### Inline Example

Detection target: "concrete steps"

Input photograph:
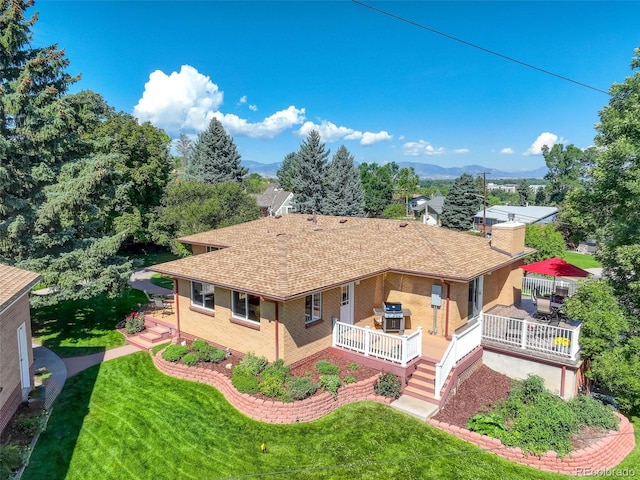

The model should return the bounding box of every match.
[127,325,171,351]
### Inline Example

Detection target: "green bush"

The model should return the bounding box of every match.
[259,376,288,399]
[374,372,402,398]
[182,353,200,367]
[15,414,43,437]
[232,367,260,394]
[511,375,546,404]
[348,362,359,371]
[467,412,506,437]
[286,376,318,400]
[569,395,619,430]
[199,345,226,363]
[162,345,189,362]
[190,339,208,352]
[151,342,170,356]
[343,375,357,384]
[0,443,23,480]
[261,359,290,382]
[320,374,342,396]
[315,360,340,375]
[124,311,145,334]
[238,352,267,376]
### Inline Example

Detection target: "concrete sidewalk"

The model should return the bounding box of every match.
[63,344,142,377]
[127,269,173,296]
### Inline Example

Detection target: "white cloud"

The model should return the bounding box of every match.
[525,132,565,155]
[453,148,470,154]
[402,140,445,156]
[239,95,247,104]
[297,121,392,145]
[398,135,405,141]
[133,65,223,135]
[361,131,392,146]
[500,147,514,154]
[213,106,305,139]
[249,104,258,111]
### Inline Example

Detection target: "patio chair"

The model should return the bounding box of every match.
[143,290,154,302]
[534,298,555,323]
[555,286,569,299]
[153,297,173,317]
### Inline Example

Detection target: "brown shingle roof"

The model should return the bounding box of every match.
[152,215,530,300]
[0,264,41,312]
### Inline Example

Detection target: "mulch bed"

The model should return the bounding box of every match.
[0,398,46,447]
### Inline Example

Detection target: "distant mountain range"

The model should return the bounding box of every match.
[242,160,547,180]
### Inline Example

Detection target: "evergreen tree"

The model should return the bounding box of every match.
[516,179,531,206]
[290,130,329,214]
[276,152,298,191]
[440,174,482,231]
[185,117,247,184]
[175,133,194,174]
[322,145,365,216]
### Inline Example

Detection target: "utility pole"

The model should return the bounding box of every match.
[481,172,488,237]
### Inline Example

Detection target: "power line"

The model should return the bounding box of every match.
[351,0,611,96]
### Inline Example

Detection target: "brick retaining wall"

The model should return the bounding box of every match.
[152,351,392,424]
[429,412,635,475]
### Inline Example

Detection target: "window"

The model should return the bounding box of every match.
[467,276,483,320]
[340,285,349,306]
[305,292,322,324]
[191,281,215,310]
[232,291,260,323]
[206,246,218,253]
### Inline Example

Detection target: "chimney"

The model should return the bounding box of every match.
[490,221,525,257]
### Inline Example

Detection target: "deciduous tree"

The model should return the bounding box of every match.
[358,162,398,217]
[523,224,566,263]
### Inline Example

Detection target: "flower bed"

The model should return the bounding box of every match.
[152,348,392,423]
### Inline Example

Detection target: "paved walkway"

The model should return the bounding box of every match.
[127,268,173,296]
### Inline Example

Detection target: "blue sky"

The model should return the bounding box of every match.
[32,1,640,171]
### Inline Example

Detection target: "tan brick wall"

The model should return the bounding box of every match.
[353,276,384,324]
[446,281,468,333]
[0,294,34,432]
[491,222,526,256]
[176,279,277,361]
[484,263,523,310]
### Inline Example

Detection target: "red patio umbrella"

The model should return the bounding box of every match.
[520,257,590,278]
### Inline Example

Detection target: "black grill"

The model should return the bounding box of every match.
[383,302,403,319]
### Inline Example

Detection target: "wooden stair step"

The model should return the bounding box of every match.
[408,377,434,390]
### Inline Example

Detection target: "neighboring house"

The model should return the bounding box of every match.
[147,214,587,407]
[408,195,428,212]
[473,205,558,235]
[253,184,294,217]
[411,194,445,225]
[0,264,41,434]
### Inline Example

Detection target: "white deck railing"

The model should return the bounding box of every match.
[482,313,581,360]
[332,322,422,366]
[434,315,483,399]
[522,276,577,297]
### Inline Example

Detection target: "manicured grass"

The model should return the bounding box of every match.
[150,273,174,290]
[126,250,180,268]
[31,288,147,358]
[23,353,577,480]
[561,252,602,269]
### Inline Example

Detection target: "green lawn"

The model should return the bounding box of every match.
[31,289,147,358]
[126,250,180,268]
[561,251,602,269]
[22,352,611,480]
[150,273,174,290]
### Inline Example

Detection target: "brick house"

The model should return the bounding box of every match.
[0,264,41,434]
[147,215,548,405]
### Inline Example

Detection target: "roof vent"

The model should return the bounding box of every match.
[274,214,282,219]
[339,218,348,224]
[399,222,408,228]
[507,213,515,222]
[307,216,314,221]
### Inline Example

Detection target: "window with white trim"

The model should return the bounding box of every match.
[232,291,260,323]
[206,246,218,252]
[305,292,322,324]
[191,281,215,310]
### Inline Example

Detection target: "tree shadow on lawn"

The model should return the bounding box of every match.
[31,289,146,358]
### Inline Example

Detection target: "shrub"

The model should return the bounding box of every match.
[151,342,170,356]
[348,362,359,371]
[232,367,260,394]
[320,375,342,396]
[124,311,145,334]
[315,360,340,375]
[287,376,318,400]
[343,375,357,384]
[512,375,546,404]
[569,395,619,430]
[0,443,23,480]
[190,339,208,352]
[374,372,402,398]
[261,359,290,382]
[238,352,267,376]
[467,412,506,437]
[199,345,226,363]
[15,414,43,437]
[162,345,189,362]
[259,376,288,399]
[181,353,200,367]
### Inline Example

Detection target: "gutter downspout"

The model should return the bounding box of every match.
[444,281,451,339]
[560,365,566,398]
[275,302,280,360]
[174,278,181,338]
